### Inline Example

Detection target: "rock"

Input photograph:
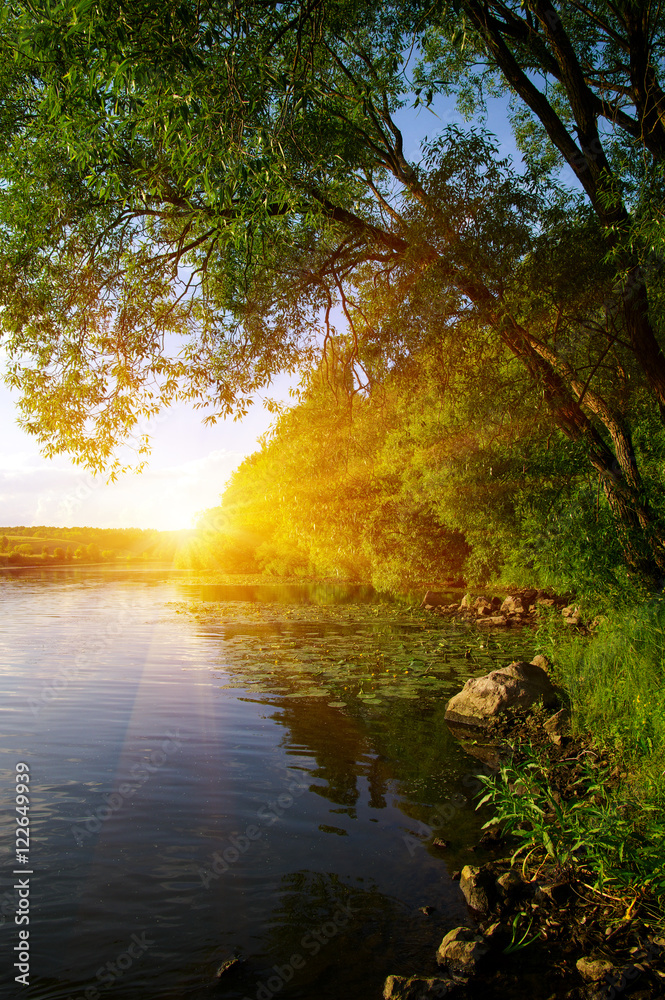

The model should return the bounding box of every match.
[459,865,496,915]
[436,926,489,975]
[530,654,550,671]
[475,616,508,628]
[420,905,436,915]
[562,605,582,625]
[460,593,473,609]
[544,708,571,746]
[421,591,450,608]
[496,869,524,896]
[445,662,558,727]
[383,974,457,998]
[500,594,525,614]
[473,597,493,616]
[432,838,450,849]
[576,956,614,982]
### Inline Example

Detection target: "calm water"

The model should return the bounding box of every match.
[0,568,531,999]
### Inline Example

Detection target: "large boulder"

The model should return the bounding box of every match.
[445,661,558,727]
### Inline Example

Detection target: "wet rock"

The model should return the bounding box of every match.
[576,956,614,981]
[445,661,558,727]
[420,905,436,915]
[383,974,457,998]
[459,865,497,916]
[432,838,450,849]
[215,955,242,978]
[436,926,489,975]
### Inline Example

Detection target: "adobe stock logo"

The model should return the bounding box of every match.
[242,899,357,1000]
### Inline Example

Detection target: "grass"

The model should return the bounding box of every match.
[477,597,665,915]
[552,599,665,764]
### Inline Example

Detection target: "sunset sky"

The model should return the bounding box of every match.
[0,379,289,530]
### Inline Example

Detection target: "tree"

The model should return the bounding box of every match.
[0,2,664,580]
[420,1,665,406]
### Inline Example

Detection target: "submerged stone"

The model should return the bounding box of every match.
[383,973,457,998]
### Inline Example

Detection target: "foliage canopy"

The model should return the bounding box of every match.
[2,0,665,584]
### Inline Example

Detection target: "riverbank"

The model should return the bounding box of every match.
[392,596,665,997]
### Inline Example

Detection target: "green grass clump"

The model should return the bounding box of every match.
[477,757,665,903]
[553,598,665,772]
[479,598,665,911]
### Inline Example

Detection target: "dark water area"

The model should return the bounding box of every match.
[0,567,536,999]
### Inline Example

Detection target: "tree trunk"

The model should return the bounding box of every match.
[502,325,665,583]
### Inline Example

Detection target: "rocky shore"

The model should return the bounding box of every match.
[382,634,665,1000]
[422,588,584,629]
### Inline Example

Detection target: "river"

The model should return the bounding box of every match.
[0,567,533,999]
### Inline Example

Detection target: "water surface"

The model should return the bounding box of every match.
[0,567,532,999]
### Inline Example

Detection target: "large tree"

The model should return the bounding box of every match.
[1,1,664,579]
